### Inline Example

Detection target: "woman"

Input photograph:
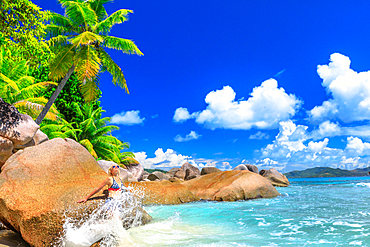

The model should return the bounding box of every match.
[77,165,127,204]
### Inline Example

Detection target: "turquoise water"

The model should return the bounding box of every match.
[125,177,370,246]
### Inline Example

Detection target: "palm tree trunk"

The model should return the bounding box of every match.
[35,65,76,125]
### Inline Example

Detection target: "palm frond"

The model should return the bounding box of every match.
[8,60,28,82]
[0,73,20,93]
[94,9,133,34]
[101,35,143,55]
[49,45,76,81]
[62,1,98,30]
[46,11,73,30]
[70,31,103,46]
[16,81,58,102]
[88,0,113,21]
[45,24,70,38]
[79,139,98,158]
[74,46,101,91]
[48,35,69,48]
[99,48,128,92]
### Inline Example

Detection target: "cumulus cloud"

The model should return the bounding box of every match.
[174,131,201,142]
[173,79,301,130]
[309,53,370,123]
[256,120,370,172]
[111,110,145,125]
[134,148,190,169]
[249,131,270,140]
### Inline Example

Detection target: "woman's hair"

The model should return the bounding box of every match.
[108,164,120,176]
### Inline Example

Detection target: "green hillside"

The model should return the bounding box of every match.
[284,167,370,178]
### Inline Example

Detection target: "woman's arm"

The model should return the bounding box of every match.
[77,177,111,203]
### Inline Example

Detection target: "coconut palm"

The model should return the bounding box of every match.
[41,102,134,163]
[0,47,59,120]
[36,0,143,124]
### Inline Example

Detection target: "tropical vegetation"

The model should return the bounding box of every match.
[35,0,143,124]
[0,0,141,164]
[0,48,59,120]
[41,103,134,163]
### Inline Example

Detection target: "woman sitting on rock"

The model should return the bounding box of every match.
[77,164,127,204]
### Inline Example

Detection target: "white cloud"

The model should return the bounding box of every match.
[249,131,270,140]
[256,120,370,172]
[134,148,190,169]
[309,53,370,123]
[173,107,198,122]
[173,79,301,130]
[221,162,232,170]
[111,110,145,125]
[174,131,201,142]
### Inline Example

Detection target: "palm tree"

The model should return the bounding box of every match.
[0,47,59,120]
[41,102,134,163]
[36,0,143,124]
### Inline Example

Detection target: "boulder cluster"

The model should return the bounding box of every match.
[0,98,48,167]
[141,162,290,187]
[0,106,289,247]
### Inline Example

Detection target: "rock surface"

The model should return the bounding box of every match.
[0,99,48,167]
[260,168,290,187]
[97,160,138,182]
[183,170,280,201]
[181,162,200,180]
[147,171,170,181]
[125,180,199,205]
[201,167,221,175]
[233,164,259,174]
[124,157,144,181]
[0,138,151,247]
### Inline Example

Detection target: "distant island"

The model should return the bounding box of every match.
[284,167,370,178]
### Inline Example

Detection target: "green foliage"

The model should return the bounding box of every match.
[0,47,58,120]
[0,0,52,67]
[284,167,370,178]
[41,102,133,163]
[45,0,143,102]
[144,169,167,174]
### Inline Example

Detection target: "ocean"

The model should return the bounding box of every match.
[62,177,370,246]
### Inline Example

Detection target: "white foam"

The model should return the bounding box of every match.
[57,187,144,247]
[356,183,370,188]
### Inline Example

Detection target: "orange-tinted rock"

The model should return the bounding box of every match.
[0,138,151,247]
[125,180,199,205]
[183,170,280,201]
[200,167,221,175]
[260,168,290,187]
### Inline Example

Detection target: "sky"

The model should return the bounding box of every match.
[34,0,370,173]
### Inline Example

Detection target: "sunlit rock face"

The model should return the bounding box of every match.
[260,168,290,187]
[0,138,151,247]
[183,170,280,201]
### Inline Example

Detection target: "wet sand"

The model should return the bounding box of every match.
[0,230,29,247]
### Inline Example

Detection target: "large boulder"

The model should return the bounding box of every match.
[97,160,138,182]
[201,167,221,175]
[147,171,170,181]
[125,180,199,205]
[183,170,280,201]
[260,168,290,187]
[181,162,200,181]
[233,164,259,174]
[124,157,144,181]
[0,99,39,147]
[167,167,181,177]
[0,138,151,247]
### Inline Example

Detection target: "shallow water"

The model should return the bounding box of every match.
[129,177,370,247]
[60,177,370,246]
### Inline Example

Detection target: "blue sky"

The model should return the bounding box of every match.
[34,0,370,172]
